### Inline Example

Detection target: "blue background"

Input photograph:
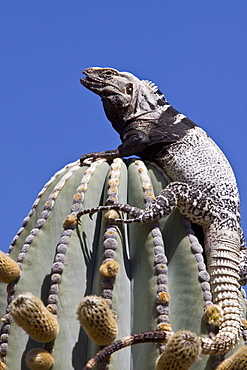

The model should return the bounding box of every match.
[1,1,246,252]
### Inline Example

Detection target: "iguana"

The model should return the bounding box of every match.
[78,67,246,354]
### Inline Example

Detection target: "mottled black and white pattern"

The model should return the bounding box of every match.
[78,67,246,354]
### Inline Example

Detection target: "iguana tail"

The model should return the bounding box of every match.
[201,227,242,354]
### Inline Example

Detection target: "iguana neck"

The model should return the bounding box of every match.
[102,82,169,135]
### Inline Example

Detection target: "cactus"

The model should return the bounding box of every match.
[0,157,246,370]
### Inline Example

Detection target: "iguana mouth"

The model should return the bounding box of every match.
[80,72,111,97]
[80,71,104,87]
[80,76,97,84]
[82,75,98,83]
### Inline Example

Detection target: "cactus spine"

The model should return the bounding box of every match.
[0,158,246,369]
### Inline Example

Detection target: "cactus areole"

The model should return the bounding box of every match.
[0,68,246,370]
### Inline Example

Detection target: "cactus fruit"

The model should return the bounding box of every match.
[76,295,118,346]
[0,361,6,370]
[155,330,201,370]
[0,251,20,283]
[25,348,54,370]
[11,293,59,343]
[215,346,247,369]
[0,158,246,369]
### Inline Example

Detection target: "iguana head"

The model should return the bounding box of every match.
[80,67,137,102]
[80,67,167,133]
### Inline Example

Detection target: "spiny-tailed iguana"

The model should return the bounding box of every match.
[78,67,246,354]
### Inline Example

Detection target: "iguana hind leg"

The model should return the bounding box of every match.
[78,182,218,225]
[77,181,242,354]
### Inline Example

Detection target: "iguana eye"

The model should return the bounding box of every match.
[126,83,133,95]
[104,71,113,77]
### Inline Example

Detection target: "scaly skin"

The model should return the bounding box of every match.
[79,67,246,354]
[82,331,172,370]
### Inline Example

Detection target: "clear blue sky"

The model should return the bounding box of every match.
[1,1,247,252]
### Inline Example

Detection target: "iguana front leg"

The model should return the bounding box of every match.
[80,149,121,165]
[80,131,149,165]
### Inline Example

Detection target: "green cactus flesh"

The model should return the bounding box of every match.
[0,158,246,370]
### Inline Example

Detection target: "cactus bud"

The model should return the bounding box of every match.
[62,214,77,229]
[104,210,120,222]
[76,295,118,346]
[157,323,172,332]
[0,251,20,283]
[157,292,170,304]
[155,330,201,370]
[25,348,54,370]
[11,293,59,343]
[204,304,223,326]
[99,261,120,278]
[242,318,247,327]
